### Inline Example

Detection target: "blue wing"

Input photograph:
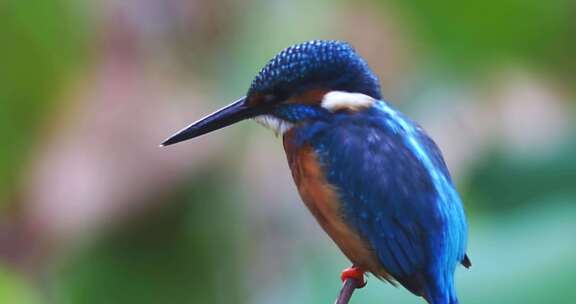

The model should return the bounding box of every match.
[297,101,468,300]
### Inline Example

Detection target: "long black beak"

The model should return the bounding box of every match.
[161,97,256,146]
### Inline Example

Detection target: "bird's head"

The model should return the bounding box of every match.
[161,40,381,146]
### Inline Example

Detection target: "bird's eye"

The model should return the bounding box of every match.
[262,94,276,104]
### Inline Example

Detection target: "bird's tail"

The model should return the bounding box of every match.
[422,284,459,304]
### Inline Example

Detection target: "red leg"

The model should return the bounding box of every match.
[340,266,366,288]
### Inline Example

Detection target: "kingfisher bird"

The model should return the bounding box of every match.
[161,40,470,304]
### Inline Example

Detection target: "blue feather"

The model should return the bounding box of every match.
[290,100,468,303]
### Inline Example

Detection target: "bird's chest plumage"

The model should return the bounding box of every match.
[282,129,387,276]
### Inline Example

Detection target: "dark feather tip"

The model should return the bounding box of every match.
[462,254,472,268]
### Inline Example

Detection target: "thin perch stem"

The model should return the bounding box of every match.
[334,278,361,304]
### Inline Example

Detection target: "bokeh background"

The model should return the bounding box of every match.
[1,0,575,303]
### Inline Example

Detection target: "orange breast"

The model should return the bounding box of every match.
[283,131,389,279]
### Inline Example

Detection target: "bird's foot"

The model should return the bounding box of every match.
[340,266,366,288]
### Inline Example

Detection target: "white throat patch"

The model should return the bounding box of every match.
[254,115,294,136]
[321,91,375,112]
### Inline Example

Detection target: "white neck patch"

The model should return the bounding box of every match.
[253,115,294,136]
[321,91,375,112]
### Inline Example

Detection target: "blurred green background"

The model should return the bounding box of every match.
[1,0,575,303]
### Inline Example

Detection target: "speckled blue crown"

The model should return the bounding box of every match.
[248,40,382,100]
